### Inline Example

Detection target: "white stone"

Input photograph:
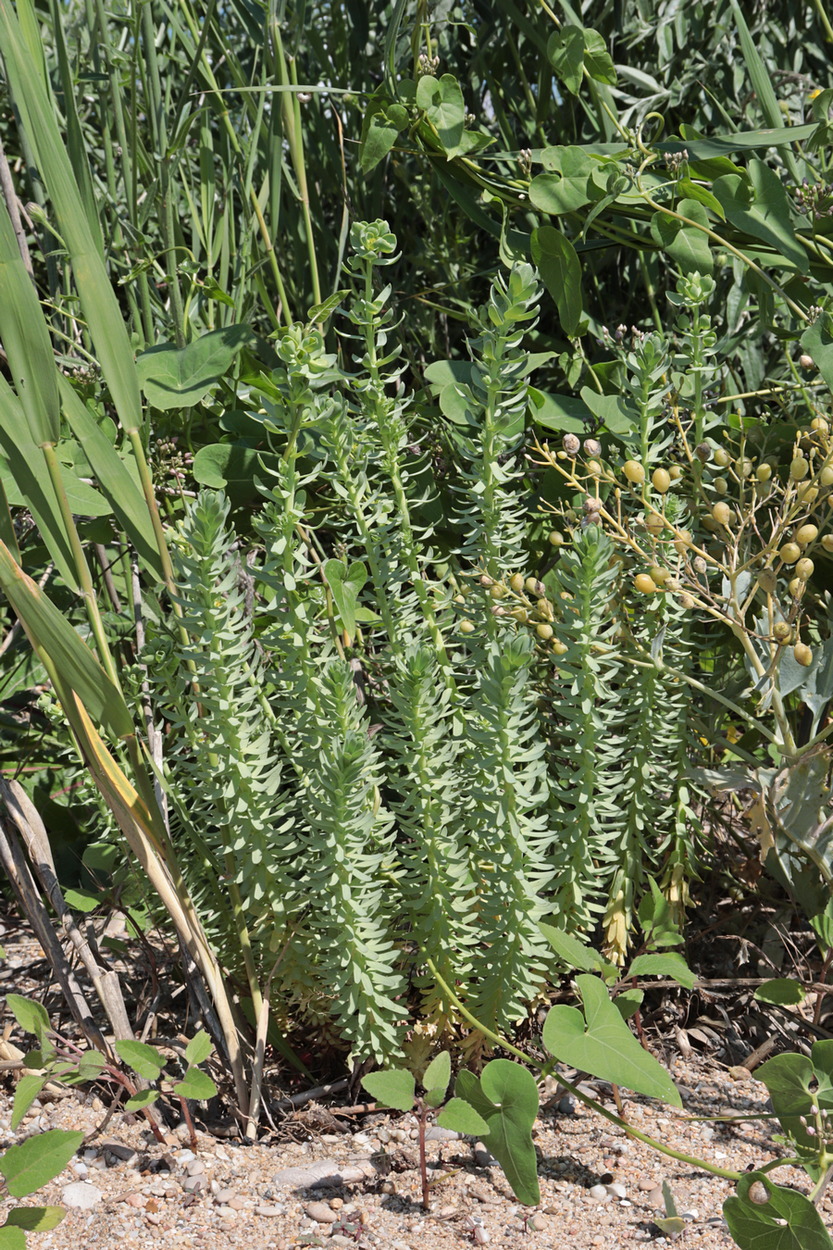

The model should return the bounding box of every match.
[61,1182,104,1209]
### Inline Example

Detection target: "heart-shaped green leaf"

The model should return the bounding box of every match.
[136,325,251,410]
[543,975,681,1105]
[724,1173,833,1250]
[455,1061,540,1205]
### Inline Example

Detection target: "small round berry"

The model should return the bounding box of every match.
[772,622,792,643]
[694,442,712,463]
[509,573,525,594]
[645,513,665,537]
[800,354,815,370]
[713,447,731,468]
[623,460,646,485]
[789,577,805,597]
[811,416,829,435]
[548,530,566,546]
[779,543,801,564]
[794,642,813,666]
[551,639,568,655]
[790,455,809,480]
[822,534,833,553]
[652,467,671,493]
[648,565,670,585]
[634,573,658,594]
[821,465,833,487]
[795,524,819,546]
[583,438,602,458]
[712,501,733,526]
[756,463,772,483]
[459,619,475,634]
[489,583,506,599]
[535,622,554,640]
[795,557,814,580]
[713,476,729,495]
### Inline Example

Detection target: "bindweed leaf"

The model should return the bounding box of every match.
[455,1061,540,1206]
[543,975,681,1106]
[724,1172,833,1250]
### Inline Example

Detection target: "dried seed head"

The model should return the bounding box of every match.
[583,496,602,514]
[583,438,602,458]
[694,442,712,463]
[693,556,708,574]
[562,433,581,456]
[800,354,815,370]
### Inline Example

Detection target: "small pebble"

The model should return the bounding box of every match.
[182,1176,207,1193]
[216,1206,237,1221]
[637,1177,658,1192]
[606,1182,627,1199]
[255,1205,286,1217]
[587,1184,611,1203]
[61,1182,104,1209]
[214,1187,237,1204]
[186,1159,206,1176]
[306,1201,339,1224]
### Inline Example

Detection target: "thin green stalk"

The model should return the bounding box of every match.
[271,25,322,307]
[140,0,186,346]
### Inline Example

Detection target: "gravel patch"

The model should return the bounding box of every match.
[3,1057,832,1249]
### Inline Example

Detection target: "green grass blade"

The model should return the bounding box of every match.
[0,0,143,435]
[0,197,60,446]
[0,539,133,741]
[0,379,77,589]
[728,0,801,182]
[56,376,163,581]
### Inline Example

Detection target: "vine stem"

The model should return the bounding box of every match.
[425,959,742,1182]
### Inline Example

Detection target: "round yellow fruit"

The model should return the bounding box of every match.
[795,524,819,546]
[794,642,813,667]
[712,501,733,526]
[634,573,658,594]
[790,456,809,480]
[756,463,772,483]
[779,543,801,564]
[713,447,731,467]
[652,468,671,493]
[623,460,646,485]
[795,557,814,580]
